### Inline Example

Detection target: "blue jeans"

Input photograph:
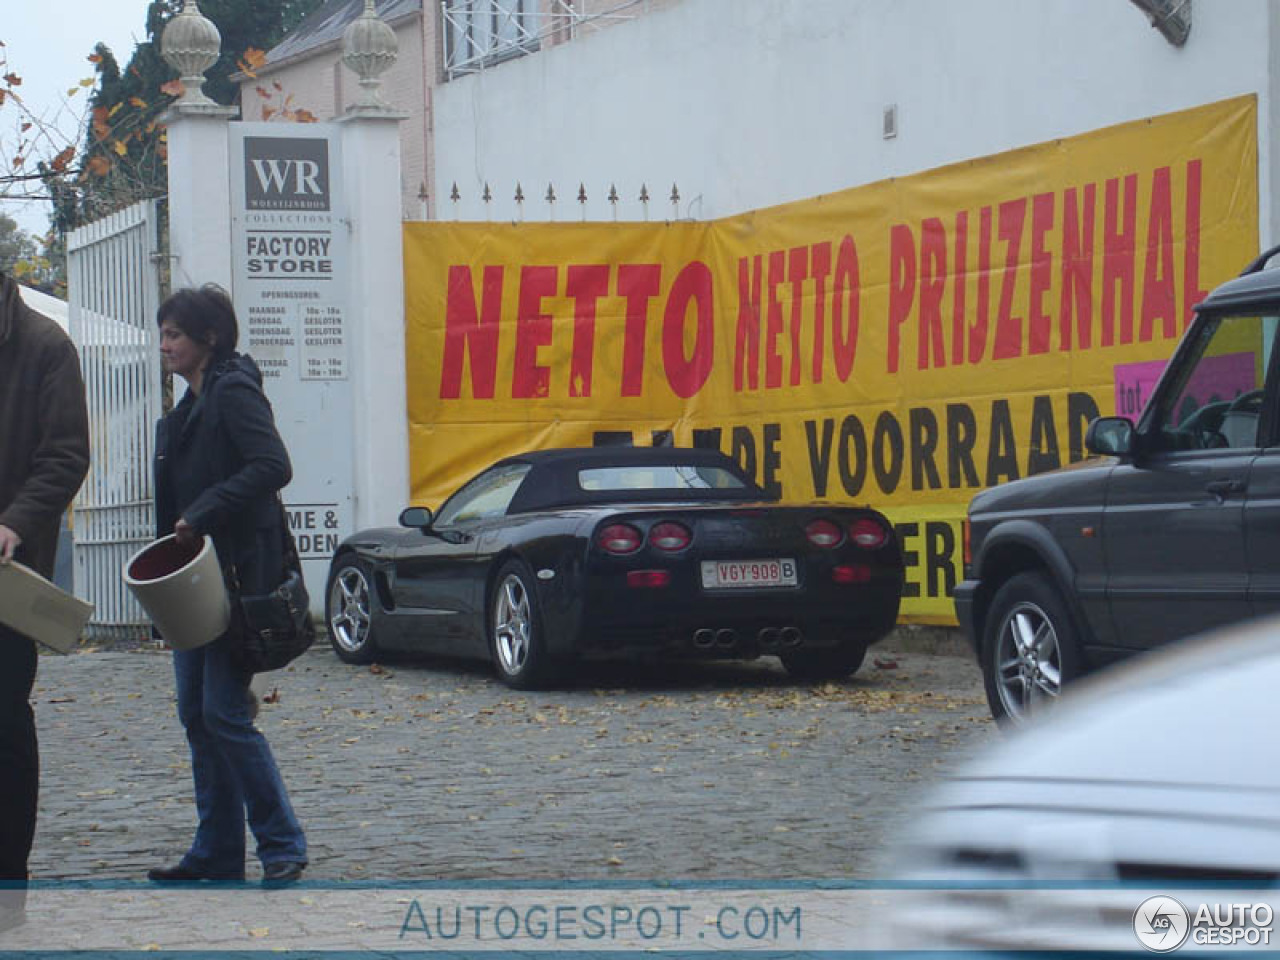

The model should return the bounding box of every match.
[172,636,306,875]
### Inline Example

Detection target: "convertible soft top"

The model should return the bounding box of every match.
[495,446,770,513]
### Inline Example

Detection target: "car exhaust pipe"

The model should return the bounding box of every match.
[758,627,781,648]
[780,626,803,647]
[692,628,716,649]
[715,628,738,649]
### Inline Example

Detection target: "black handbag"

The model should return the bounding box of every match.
[231,499,316,673]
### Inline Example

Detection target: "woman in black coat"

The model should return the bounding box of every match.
[148,284,307,887]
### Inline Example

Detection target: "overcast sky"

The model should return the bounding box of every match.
[2,2,152,236]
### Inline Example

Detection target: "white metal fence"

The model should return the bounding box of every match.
[66,201,164,643]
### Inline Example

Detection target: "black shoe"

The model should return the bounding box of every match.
[261,860,306,888]
[147,862,245,884]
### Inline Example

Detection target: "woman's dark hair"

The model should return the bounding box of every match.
[156,284,238,363]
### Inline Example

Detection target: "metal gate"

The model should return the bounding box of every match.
[66,201,164,643]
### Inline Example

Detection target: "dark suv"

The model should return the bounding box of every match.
[956,247,1280,723]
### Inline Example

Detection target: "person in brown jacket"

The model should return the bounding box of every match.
[0,271,89,930]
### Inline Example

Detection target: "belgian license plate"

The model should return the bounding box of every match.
[701,558,797,590]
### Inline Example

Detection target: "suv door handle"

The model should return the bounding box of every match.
[1205,478,1246,502]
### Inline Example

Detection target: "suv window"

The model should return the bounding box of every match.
[1145,313,1278,452]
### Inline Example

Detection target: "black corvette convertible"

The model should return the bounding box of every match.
[325,446,904,688]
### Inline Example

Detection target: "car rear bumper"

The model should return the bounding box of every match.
[953,579,979,654]
[571,579,901,659]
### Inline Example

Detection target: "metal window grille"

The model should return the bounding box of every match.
[444,0,538,77]
[442,0,640,79]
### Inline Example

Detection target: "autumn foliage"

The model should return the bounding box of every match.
[2,0,324,239]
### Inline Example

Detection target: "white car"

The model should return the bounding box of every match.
[880,619,1280,952]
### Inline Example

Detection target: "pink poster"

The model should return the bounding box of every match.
[1114,352,1258,419]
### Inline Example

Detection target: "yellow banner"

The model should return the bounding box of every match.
[404,96,1258,624]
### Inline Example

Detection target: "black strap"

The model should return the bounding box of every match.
[276,496,303,575]
[227,495,299,595]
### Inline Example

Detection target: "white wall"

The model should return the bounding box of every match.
[433,0,1275,236]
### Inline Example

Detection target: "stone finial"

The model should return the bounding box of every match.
[343,0,399,111]
[161,0,222,107]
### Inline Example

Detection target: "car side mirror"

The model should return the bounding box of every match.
[1085,416,1135,457]
[399,506,433,529]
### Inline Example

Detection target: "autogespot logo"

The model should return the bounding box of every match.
[1134,896,1191,952]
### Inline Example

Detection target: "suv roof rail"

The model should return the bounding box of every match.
[1239,243,1280,276]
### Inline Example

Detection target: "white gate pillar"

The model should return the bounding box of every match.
[166,112,237,289]
[337,114,410,528]
[162,0,237,290]
[338,1,410,529]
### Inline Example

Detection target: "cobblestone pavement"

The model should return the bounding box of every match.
[29,634,995,885]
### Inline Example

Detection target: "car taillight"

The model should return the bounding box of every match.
[832,564,872,583]
[962,518,971,567]
[597,523,643,554]
[804,519,843,548]
[849,517,889,549]
[626,570,671,588]
[649,521,692,551]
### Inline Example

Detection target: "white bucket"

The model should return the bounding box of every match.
[123,534,230,651]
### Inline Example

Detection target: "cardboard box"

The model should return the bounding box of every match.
[0,560,94,654]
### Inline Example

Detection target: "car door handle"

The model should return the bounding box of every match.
[1205,478,1246,502]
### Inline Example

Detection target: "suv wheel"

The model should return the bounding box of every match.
[982,572,1083,725]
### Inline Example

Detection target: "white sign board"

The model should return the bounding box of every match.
[229,123,354,614]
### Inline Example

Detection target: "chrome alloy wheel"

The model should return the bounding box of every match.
[329,564,372,654]
[994,600,1062,720]
[493,573,532,675]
